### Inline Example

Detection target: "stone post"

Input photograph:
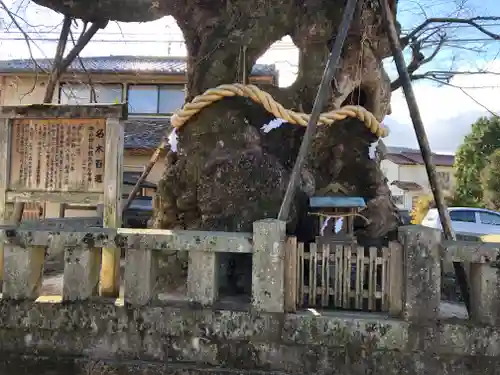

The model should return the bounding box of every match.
[466,235,500,325]
[398,225,442,321]
[63,245,101,301]
[125,247,158,306]
[252,219,286,313]
[469,263,500,325]
[3,244,45,299]
[187,252,218,305]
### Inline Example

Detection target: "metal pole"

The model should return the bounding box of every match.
[278,0,361,221]
[122,138,166,213]
[380,0,471,315]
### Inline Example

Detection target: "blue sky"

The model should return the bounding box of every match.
[0,0,499,153]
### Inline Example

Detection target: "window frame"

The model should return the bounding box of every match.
[126,83,185,116]
[58,82,124,104]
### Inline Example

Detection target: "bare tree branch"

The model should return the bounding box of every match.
[390,15,500,92]
[42,19,107,104]
[0,0,47,100]
[69,22,97,103]
[0,0,45,72]
[391,33,446,91]
[401,16,500,47]
[43,15,71,103]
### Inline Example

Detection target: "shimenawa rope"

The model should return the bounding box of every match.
[170,83,389,138]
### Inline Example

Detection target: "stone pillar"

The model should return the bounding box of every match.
[469,262,500,325]
[252,219,286,313]
[3,244,45,299]
[63,245,101,301]
[125,247,158,306]
[398,225,442,321]
[187,252,218,305]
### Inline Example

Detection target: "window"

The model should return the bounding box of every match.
[127,84,185,115]
[478,211,500,225]
[437,171,451,189]
[60,83,123,104]
[392,195,404,205]
[449,210,476,223]
[127,85,157,114]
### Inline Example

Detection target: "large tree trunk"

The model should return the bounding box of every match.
[34,0,400,295]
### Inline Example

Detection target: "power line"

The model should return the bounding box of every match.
[0,36,498,45]
[0,21,499,36]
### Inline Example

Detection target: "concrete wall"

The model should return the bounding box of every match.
[0,300,500,375]
[0,223,498,375]
[0,76,57,105]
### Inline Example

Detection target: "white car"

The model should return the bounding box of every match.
[421,207,500,236]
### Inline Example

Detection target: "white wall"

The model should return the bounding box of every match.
[399,165,454,193]
[381,159,399,183]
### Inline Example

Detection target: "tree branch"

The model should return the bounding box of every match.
[392,69,500,89]
[42,19,107,104]
[32,0,185,22]
[0,0,47,100]
[401,16,500,47]
[43,15,72,103]
[0,0,45,72]
[391,15,500,92]
[390,33,446,91]
[69,23,97,103]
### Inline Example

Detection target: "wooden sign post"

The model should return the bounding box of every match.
[0,104,125,297]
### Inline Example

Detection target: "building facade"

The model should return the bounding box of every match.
[0,55,278,221]
[381,146,455,211]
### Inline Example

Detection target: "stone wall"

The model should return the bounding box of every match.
[1,299,500,375]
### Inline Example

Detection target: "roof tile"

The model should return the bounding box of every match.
[0,55,277,77]
[391,180,423,191]
[386,146,454,167]
[123,117,171,150]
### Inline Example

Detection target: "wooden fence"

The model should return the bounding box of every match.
[284,238,402,313]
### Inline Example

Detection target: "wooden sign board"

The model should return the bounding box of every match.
[9,118,106,192]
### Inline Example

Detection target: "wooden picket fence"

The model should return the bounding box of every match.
[284,238,402,312]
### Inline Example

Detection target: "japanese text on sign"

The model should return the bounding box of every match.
[10,118,106,192]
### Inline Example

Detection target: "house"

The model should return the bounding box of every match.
[381,146,455,211]
[0,55,278,222]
